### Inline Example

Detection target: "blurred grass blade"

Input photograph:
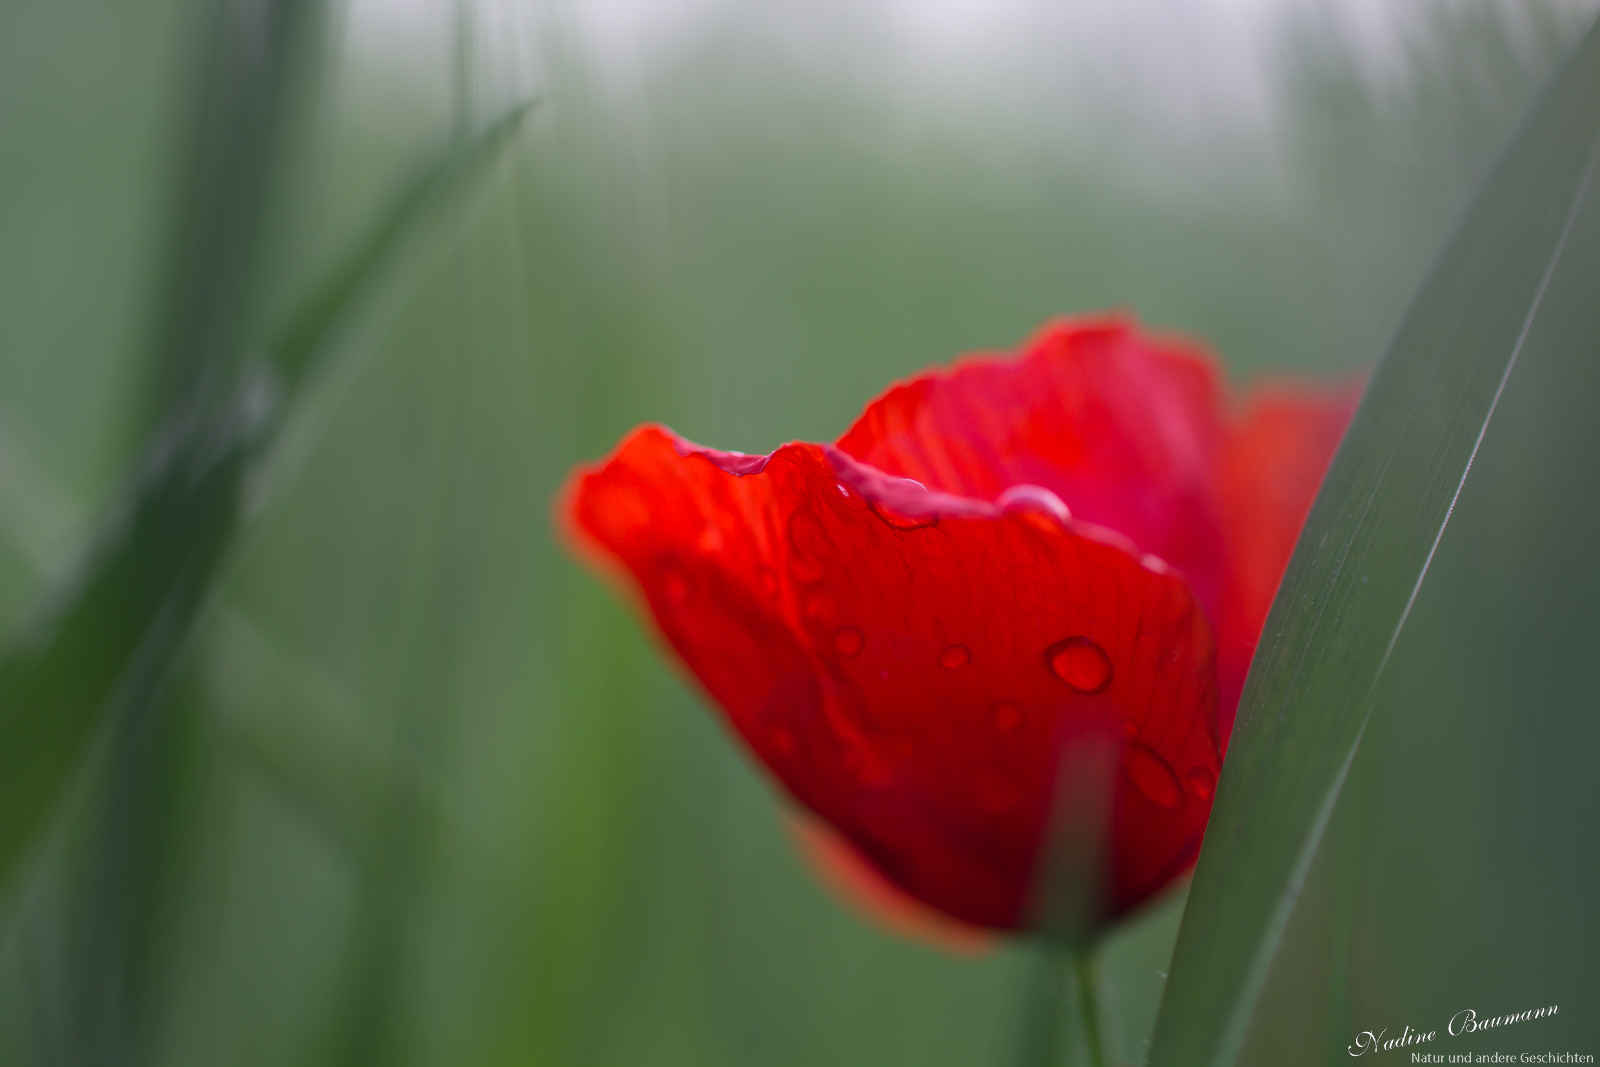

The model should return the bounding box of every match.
[1148,17,1600,1067]
[0,390,260,897]
[269,99,535,390]
[0,103,531,898]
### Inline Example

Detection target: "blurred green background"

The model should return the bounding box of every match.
[0,1,1593,1064]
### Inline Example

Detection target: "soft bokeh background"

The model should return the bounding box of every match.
[0,1,1594,1064]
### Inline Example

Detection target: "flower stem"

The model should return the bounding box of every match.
[1016,943,1108,1067]
[1015,946,1067,1067]
[1073,949,1107,1067]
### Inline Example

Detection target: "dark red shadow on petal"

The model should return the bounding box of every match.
[785,809,994,955]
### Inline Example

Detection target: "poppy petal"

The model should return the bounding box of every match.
[563,424,1221,929]
[835,317,1358,751]
[785,809,993,955]
[1213,381,1361,737]
[835,316,1231,622]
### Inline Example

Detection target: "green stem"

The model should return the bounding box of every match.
[1016,943,1109,1067]
[1016,947,1068,1067]
[1073,950,1107,1067]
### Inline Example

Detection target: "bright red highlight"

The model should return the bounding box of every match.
[560,316,1356,935]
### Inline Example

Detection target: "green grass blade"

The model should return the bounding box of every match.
[0,392,261,896]
[268,99,535,391]
[1147,17,1600,1067]
[0,103,531,899]
[129,0,326,444]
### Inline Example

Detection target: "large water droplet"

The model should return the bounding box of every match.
[833,626,864,657]
[1047,637,1112,692]
[938,643,970,669]
[997,484,1071,525]
[868,501,938,531]
[1123,743,1182,809]
[991,702,1024,733]
[659,567,692,608]
[1187,766,1216,800]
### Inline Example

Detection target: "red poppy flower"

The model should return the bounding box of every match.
[560,316,1356,936]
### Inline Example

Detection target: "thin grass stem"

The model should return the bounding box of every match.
[1015,944,1069,1067]
[1074,949,1107,1067]
[1015,941,1108,1067]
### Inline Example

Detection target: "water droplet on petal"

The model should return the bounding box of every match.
[1124,743,1182,809]
[833,626,864,657]
[938,643,970,669]
[991,702,1024,733]
[660,567,692,608]
[1047,637,1112,692]
[868,501,938,531]
[836,482,850,497]
[1187,766,1216,800]
[997,484,1071,525]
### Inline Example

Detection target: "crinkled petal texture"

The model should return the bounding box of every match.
[838,317,1358,739]
[562,316,1355,933]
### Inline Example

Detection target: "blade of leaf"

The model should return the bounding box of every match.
[0,101,532,899]
[1147,17,1600,1067]
[50,4,330,1058]
[268,99,535,391]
